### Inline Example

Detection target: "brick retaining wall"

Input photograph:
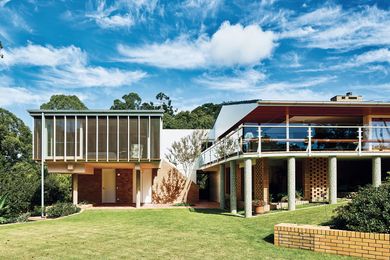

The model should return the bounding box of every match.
[274,223,390,259]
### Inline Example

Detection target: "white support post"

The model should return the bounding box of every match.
[117,116,119,162]
[138,116,140,161]
[72,174,78,205]
[358,127,362,156]
[230,160,237,214]
[258,126,261,155]
[96,116,98,162]
[244,159,252,218]
[308,127,312,156]
[32,117,35,160]
[53,116,56,162]
[136,168,141,208]
[328,156,337,204]
[372,157,381,188]
[148,116,151,161]
[64,116,67,162]
[106,116,109,162]
[75,116,77,162]
[127,116,130,162]
[41,113,45,218]
[286,113,290,152]
[287,157,296,211]
[86,116,88,162]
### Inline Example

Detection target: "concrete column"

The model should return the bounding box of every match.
[136,170,141,208]
[219,164,225,210]
[372,157,382,187]
[230,161,237,214]
[72,174,78,205]
[328,156,337,204]
[287,157,296,211]
[244,159,252,218]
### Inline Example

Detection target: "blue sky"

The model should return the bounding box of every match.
[0,0,389,126]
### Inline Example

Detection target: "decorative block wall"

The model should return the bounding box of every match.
[254,158,269,203]
[303,158,328,202]
[275,223,390,259]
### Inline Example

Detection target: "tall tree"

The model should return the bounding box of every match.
[40,95,87,110]
[110,92,142,110]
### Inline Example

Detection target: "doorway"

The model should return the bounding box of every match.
[102,169,116,203]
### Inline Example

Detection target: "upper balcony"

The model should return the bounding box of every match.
[200,124,390,168]
[29,110,163,162]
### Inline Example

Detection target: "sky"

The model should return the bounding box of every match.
[0,0,389,127]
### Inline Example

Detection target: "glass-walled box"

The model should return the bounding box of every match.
[32,113,161,161]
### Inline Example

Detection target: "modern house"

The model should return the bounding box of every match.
[29,109,198,210]
[199,93,390,217]
[29,93,390,218]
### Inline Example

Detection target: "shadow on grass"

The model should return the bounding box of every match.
[263,233,275,244]
[188,208,244,218]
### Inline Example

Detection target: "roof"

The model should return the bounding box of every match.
[28,109,164,116]
[257,100,390,107]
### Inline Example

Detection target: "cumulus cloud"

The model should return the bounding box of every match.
[0,43,147,88]
[117,21,276,69]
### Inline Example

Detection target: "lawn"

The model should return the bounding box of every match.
[0,204,353,259]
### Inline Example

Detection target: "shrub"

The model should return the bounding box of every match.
[330,183,390,234]
[46,203,80,218]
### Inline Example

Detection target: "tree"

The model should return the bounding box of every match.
[110,92,142,110]
[40,95,87,110]
[166,130,207,202]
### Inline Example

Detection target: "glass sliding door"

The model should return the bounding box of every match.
[66,116,75,157]
[150,117,160,159]
[129,117,139,159]
[119,117,128,160]
[108,117,117,160]
[77,117,86,159]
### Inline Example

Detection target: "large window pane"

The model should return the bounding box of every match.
[98,116,107,160]
[119,117,128,160]
[140,117,148,159]
[34,117,42,160]
[77,117,86,159]
[66,117,75,157]
[56,117,64,157]
[108,117,117,160]
[129,117,138,159]
[87,117,96,160]
[150,117,160,159]
[45,117,54,157]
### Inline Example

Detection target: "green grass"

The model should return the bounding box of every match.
[0,203,353,259]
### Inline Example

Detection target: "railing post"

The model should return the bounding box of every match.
[358,127,362,156]
[258,126,261,156]
[308,126,312,156]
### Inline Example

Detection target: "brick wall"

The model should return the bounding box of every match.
[303,158,328,202]
[115,169,132,204]
[78,169,102,205]
[254,158,269,203]
[274,223,390,259]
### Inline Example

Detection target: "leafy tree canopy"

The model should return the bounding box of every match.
[40,95,88,110]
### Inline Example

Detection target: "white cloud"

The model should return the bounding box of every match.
[39,65,147,88]
[353,48,390,65]
[181,0,222,17]
[118,21,276,69]
[1,43,147,88]
[1,43,86,67]
[280,5,390,50]
[0,76,45,106]
[85,0,158,29]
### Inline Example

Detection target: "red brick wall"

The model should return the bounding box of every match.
[115,169,132,204]
[187,182,199,204]
[275,223,390,259]
[78,169,102,205]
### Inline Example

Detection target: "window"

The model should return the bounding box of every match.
[119,117,128,160]
[66,117,75,157]
[150,117,160,159]
[98,116,107,160]
[140,117,148,159]
[56,117,64,157]
[87,117,96,160]
[77,117,86,159]
[34,117,42,160]
[45,117,54,157]
[129,117,139,159]
[108,117,117,160]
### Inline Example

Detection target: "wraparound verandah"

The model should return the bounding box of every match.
[212,156,387,218]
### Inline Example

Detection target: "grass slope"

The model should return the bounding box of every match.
[0,204,353,259]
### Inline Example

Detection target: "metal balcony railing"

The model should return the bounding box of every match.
[199,124,390,167]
